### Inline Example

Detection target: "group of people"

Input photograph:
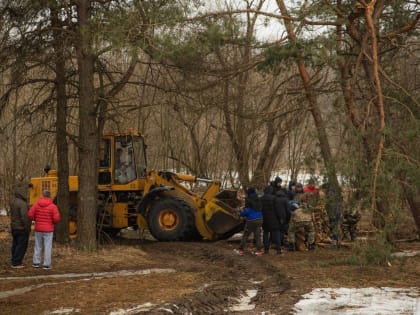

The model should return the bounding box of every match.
[10,184,60,269]
[236,176,302,256]
[236,176,360,256]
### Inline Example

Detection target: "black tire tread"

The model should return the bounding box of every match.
[147,197,198,241]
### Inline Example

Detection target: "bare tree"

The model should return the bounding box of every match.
[276,0,342,198]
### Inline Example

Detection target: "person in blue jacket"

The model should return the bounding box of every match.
[236,187,263,256]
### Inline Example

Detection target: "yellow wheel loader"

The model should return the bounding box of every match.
[29,132,243,241]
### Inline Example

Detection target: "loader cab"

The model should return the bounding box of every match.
[110,134,147,185]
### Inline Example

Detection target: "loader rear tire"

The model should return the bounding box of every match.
[147,197,198,241]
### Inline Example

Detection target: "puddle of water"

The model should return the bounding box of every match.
[293,287,420,315]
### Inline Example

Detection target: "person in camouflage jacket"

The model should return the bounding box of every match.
[288,193,315,251]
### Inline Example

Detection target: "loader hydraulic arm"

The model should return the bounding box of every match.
[170,173,221,202]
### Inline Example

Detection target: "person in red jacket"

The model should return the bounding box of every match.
[303,178,320,207]
[28,190,60,270]
[303,178,319,194]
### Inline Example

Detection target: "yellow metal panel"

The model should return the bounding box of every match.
[68,176,78,191]
[29,177,57,205]
[111,179,142,191]
[69,220,77,239]
[136,214,148,229]
[112,203,128,228]
[195,207,215,240]
[30,174,78,205]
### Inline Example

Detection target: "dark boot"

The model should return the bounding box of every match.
[308,243,315,251]
[288,243,296,251]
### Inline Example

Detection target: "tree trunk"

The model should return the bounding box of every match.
[276,0,342,198]
[222,79,249,186]
[76,0,98,251]
[405,194,420,238]
[252,121,286,189]
[364,1,386,214]
[51,4,70,243]
[343,0,390,227]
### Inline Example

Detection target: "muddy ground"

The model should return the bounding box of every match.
[0,217,419,315]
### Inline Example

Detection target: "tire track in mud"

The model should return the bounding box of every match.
[0,240,291,314]
[0,269,176,299]
[141,241,291,314]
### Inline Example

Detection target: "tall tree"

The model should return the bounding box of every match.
[75,0,98,251]
[51,2,70,243]
[275,0,342,198]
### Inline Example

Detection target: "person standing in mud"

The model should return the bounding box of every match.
[288,193,316,251]
[28,190,60,270]
[260,187,277,254]
[286,181,297,200]
[10,182,32,268]
[236,187,263,256]
[266,176,285,195]
[275,189,291,250]
[260,187,290,254]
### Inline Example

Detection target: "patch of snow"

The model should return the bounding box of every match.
[228,289,258,312]
[156,307,174,313]
[109,303,155,315]
[0,268,175,281]
[197,283,210,292]
[47,307,81,314]
[230,233,243,240]
[391,250,420,258]
[293,287,420,315]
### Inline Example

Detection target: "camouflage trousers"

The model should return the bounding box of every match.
[313,205,331,242]
[288,220,315,245]
[342,222,358,241]
[341,213,360,241]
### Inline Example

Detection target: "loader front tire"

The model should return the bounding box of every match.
[147,197,197,241]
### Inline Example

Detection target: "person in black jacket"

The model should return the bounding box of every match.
[275,189,291,250]
[260,187,290,254]
[265,176,285,195]
[286,181,297,200]
[260,187,276,253]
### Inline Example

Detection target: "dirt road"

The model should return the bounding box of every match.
[1,228,419,314]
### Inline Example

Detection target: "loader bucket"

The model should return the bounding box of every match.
[204,197,244,240]
[214,189,242,209]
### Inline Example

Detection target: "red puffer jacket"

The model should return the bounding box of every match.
[28,197,60,232]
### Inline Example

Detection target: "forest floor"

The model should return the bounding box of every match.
[0,216,419,315]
